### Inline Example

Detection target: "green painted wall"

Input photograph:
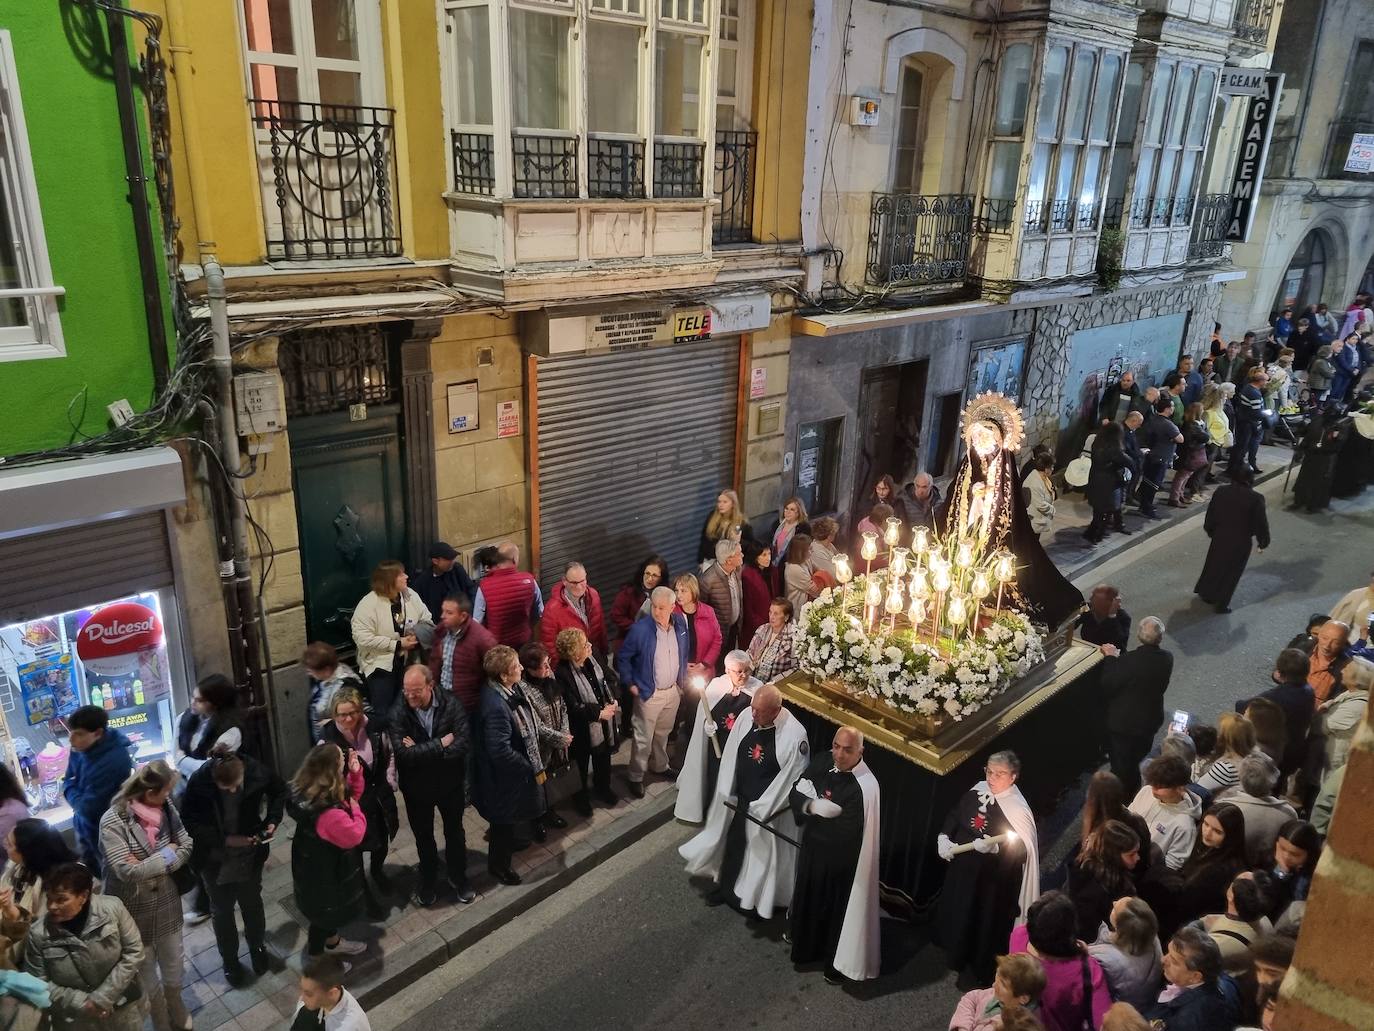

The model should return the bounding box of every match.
[0,6,173,457]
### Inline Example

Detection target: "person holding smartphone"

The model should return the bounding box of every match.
[179,748,287,987]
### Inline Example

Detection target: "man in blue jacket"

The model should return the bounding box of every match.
[63,705,134,875]
[1145,926,1241,1031]
[618,585,689,798]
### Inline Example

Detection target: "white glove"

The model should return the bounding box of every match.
[703,719,718,735]
[807,798,843,819]
[972,836,1000,854]
[937,834,955,861]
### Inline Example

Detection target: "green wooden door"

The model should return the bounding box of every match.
[290,406,408,651]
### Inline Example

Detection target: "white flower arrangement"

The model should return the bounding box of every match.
[797,578,1046,723]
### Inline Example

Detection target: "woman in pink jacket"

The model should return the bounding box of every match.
[288,743,370,960]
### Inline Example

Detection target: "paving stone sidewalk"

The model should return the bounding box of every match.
[184,743,676,1030]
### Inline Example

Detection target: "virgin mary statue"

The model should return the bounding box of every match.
[937,392,1083,628]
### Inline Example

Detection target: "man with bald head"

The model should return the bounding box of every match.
[787,726,882,983]
[680,682,810,920]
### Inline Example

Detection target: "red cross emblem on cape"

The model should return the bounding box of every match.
[724,712,738,731]
[749,743,765,763]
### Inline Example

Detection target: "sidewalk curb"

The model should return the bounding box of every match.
[1058,460,1289,581]
[349,791,678,1010]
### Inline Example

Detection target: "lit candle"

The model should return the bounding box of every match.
[860,533,879,562]
[884,583,903,630]
[910,569,930,600]
[864,578,882,609]
[907,595,926,626]
[971,570,991,600]
[932,567,951,593]
[890,547,910,577]
[947,593,968,626]
[955,539,974,568]
[912,526,929,554]
[884,517,902,548]
[835,553,853,613]
[994,550,1015,582]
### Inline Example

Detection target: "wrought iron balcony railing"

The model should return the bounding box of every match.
[512,132,579,199]
[1323,119,1374,180]
[976,197,1016,234]
[251,99,401,261]
[866,193,973,289]
[653,139,706,198]
[1188,193,1234,261]
[713,129,757,244]
[1233,0,1276,46]
[588,136,645,199]
[451,131,495,196]
[1103,196,1126,229]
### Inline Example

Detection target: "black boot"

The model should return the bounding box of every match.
[532,818,547,844]
[544,809,568,830]
[574,790,593,818]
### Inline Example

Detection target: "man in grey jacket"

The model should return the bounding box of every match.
[699,538,744,663]
[1221,753,1296,867]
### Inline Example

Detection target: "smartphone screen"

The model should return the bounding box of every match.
[1169,709,1190,735]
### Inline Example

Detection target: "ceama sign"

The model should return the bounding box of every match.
[75,602,163,675]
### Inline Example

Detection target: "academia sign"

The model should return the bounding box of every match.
[1225,72,1284,243]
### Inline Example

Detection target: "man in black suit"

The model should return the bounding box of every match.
[1136,398,1185,519]
[1099,615,1174,796]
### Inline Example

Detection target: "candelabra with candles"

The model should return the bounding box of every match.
[830,525,1018,653]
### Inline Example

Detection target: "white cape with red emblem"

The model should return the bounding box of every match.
[679,705,810,918]
[673,673,761,824]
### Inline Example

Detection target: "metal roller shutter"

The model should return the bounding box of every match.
[0,512,175,625]
[536,337,739,596]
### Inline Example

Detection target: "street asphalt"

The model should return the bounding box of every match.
[379,476,1374,1031]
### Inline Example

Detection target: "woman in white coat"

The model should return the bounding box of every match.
[350,559,433,728]
[674,650,761,824]
[1025,451,1057,537]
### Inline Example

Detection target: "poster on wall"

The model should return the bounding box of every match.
[967,337,1028,402]
[17,654,78,726]
[1060,313,1188,433]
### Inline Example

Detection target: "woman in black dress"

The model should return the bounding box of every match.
[1084,422,1132,544]
[1145,802,1248,940]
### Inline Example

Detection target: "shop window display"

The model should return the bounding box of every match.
[0,590,183,827]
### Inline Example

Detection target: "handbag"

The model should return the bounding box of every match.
[164,804,198,895]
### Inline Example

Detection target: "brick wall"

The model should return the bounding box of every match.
[1276,710,1374,1029]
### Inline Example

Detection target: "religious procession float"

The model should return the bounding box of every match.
[774,392,1105,906]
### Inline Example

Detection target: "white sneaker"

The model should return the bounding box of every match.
[324,937,367,957]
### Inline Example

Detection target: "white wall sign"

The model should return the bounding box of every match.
[1344,133,1374,174]
[233,372,285,434]
[446,380,479,434]
[749,366,767,399]
[496,400,520,438]
[1218,67,1266,97]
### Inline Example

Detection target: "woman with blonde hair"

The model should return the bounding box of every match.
[674,573,722,685]
[1195,712,1257,796]
[783,535,819,614]
[553,627,620,814]
[697,488,752,565]
[320,687,398,913]
[765,496,811,574]
[350,559,433,728]
[288,742,369,959]
[98,760,193,1031]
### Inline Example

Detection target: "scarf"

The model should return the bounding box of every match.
[343,719,374,768]
[128,799,164,850]
[569,655,611,749]
[496,682,544,776]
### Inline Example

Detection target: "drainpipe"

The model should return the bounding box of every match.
[204,257,265,714]
[197,399,250,694]
[103,6,171,393]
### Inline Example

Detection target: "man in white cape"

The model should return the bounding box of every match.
[934,749,1039,984]
[679,684,809,917]
[787,725,881,983]
[674,650,762,824]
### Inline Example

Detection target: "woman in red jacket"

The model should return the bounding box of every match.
[674,573,722,682]
[740,538,774,655]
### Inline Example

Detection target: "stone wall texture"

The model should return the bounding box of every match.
[1021,280,1225,452]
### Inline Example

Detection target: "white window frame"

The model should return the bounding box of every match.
[0,31,65,362]
[236,0,388,111]
[715,0,754,132]
[1130,58,1219,228]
